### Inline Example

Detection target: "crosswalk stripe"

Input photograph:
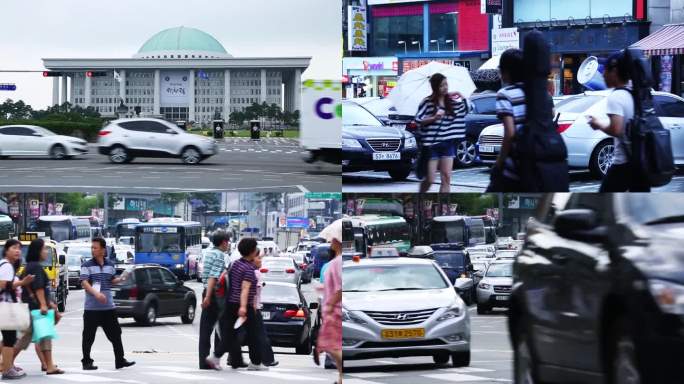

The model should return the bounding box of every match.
[347,372,397,378]
[343,379,385,384]
[437,367,494,373]
[49,374,144,383]
[239,370,331,381]
[422,372,496,382]
[144,372,222,381]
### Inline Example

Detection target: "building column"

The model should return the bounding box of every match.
[154,69,160,115]
[293,68,302,112]
[223,69,231,120]
[118,69,126,105]
[260,69,267,104]
[84,74,91,107]
[69,75,74,105]
[52,77,59,106]
[188,69,196,122]
[60,75,68,105]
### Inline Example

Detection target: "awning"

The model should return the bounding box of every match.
[478,55,500,70]
[631,23,684,56]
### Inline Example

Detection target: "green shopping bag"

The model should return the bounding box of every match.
[30,309,57,343]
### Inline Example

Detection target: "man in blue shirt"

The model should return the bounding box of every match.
[80,238,135,371]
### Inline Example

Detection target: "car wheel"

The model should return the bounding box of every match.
[611,318,641,384]
[388,168,411,181]
[455,140,476,167]
[109,146,129,164]
[50,144,67,160]
[295,337,312,355]
[181,146,201,164]
[590,140,614,179]
[451,350,470,367]
[136,303,157,325]
[181,301,196,324]
[432,353,450,365]
[477,304,489,315]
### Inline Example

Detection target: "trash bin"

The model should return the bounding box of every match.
[250,120,261,140]
[213,120,224,139]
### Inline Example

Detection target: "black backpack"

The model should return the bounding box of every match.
[622,49,675,187]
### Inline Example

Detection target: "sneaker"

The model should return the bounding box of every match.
[264,361,279,367]
[2,367,27,380]
[11,367,23,374]
[247,363,269,371]
[205,356,223,371]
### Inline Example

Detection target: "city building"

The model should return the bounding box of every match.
[286,193,308,218]
[43,26,310,125]
[343,0,491,97]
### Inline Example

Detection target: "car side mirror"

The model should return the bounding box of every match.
[553,209,607,242]
[59,255,66,265]
[33,132,42,137]
[309,302,319,310]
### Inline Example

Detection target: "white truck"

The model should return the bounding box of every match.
[300,79,341,164]
[276,229,301,253]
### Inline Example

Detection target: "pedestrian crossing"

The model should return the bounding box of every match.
[344,367,512,383]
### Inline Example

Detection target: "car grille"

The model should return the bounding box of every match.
[479,135,503,145]
[366,139,400,152]
[363,308,438,325]
[493,286,512,293]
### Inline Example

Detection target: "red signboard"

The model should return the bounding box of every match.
[457,0,489,51]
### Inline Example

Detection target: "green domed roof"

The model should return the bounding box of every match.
[136,26,230,57]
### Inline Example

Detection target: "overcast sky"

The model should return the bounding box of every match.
[0,0,341,109]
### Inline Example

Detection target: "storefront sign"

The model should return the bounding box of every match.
[491,28,519,56]
[484,0,502,14]
[125,198,147,211]
[368,0,428,4]
[286,217,309,228]
[343,57,398,75]
[160,71,190,105]
[348,6,368,51]
[521,25,642,54]
[399,59,471,75]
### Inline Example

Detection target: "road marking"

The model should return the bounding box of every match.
[49,373,145,383]
[144,372,221,381]
[421,372,499,382]
[164,324,199,342]
[239,370,330,381]
[437,367,494,373]
[347,372,396,378]
[373,360,399,365]
[343,379,385,384]
[297,185,310,192]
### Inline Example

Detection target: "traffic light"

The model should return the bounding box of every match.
[42,71,62,77]
[86,71,107,77]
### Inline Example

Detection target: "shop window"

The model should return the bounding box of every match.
[371,8,423,57]
[429,12,458,51]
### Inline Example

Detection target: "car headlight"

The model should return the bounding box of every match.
[479,282,491,290]
[437,299,464,321]
[175,264,184,269]
[404,136,417,148]
[342,308,366,324]
[342,138,362,149]
[648,279,684,315]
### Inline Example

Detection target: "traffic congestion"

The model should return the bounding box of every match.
[0,192,342,383]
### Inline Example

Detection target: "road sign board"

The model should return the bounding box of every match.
[0,83,17,91]
[305,192,341,200]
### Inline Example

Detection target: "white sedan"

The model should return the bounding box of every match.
[0,125,88,159]
[476,90,684,178]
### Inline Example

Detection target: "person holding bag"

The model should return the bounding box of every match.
[0,239,34,380]
[415,73,468,193]
[14,239,64,375]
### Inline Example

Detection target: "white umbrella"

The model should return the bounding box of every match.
[388,61,476,116]
[318,219,342,243]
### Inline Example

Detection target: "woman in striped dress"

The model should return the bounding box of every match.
[415,73,468,193]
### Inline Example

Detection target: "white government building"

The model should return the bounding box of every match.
[42,26,310,124]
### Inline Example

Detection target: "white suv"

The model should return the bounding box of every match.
[97,118,218,164]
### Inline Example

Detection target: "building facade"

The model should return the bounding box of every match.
[43,26,309,125]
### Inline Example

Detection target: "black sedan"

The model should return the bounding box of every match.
[510,193,684,384]
[112,264,196,326]
[261,281,318,354]
[464,92,499,166]
[342,100,417,181]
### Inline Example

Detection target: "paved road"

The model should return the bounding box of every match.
[343,166,684,192]
[0,138,340,192]
[11,279,336,384]
[343,308,513,384]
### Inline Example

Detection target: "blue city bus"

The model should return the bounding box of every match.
[134,221,202,278]
[430,216,486,247]
[114,218,140,242]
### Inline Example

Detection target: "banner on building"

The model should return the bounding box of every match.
[399,59,471,75]
[660,55,673,93]
[484,0,502,14]
[160,71,190,105]
[125,198,147,211]
[9,201,19,218]
[491,28,519,57]
[29,199,40,218]
[286,217,309,228]
[348,6,368,51]
[55,203,63,215]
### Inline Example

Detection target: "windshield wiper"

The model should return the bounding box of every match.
[375,287,433,291]
[643,215,684,225]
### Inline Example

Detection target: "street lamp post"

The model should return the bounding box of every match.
[397,40,407,54]
[445,39,455,51]
[411,40,422,53]
[430,39,440,52]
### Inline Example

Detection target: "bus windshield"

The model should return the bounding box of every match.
[431,220,465,244]
[116,223,138,238]
[137,233,183,253]
[36,220,71,242]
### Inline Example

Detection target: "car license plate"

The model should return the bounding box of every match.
[381,328,425,340]
[373,152,400,161]
[262,311,271,320]
[479,145,496,153]
[496,295,509,301]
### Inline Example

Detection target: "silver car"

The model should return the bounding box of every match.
[475,260,513,314]
[343,257,471,367]
[260,257,301,286]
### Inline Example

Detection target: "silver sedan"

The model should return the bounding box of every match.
[260,257,302,286]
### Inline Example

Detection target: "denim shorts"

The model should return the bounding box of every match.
[429,140,456,160]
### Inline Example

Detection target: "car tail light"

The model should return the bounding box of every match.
[260,268,269,273]
[98,130,112,136]
[406,121,418,132]
[129,286,138,300]
[284,309,306,318]
[556,123,572,134]
[286,268,295,274]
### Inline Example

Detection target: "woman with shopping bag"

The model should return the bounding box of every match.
[0,239,34,380]
[14,239,64,375]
